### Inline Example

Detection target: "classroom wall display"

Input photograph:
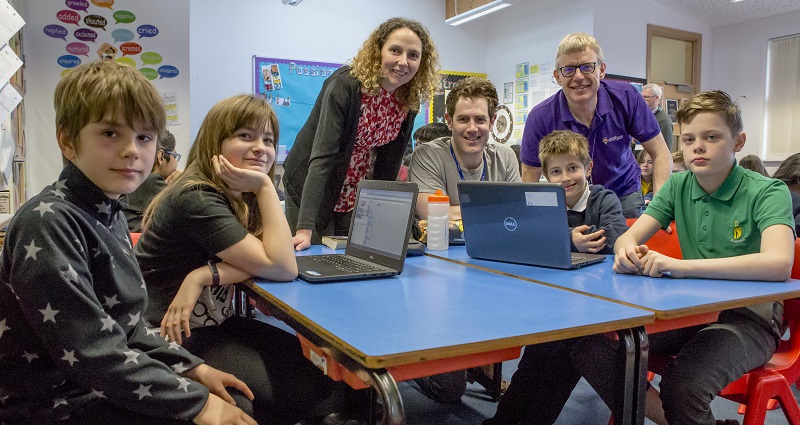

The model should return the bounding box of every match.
[604,73,647,93]
[24,0,190,196]
[429,70,487,124]
[252,56,342,162]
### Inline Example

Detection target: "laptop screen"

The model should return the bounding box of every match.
[348,188,414,260]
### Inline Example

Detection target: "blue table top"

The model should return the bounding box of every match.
[430,246,800,319]
[248,246,653,368]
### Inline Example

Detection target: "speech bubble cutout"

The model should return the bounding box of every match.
[44,24,69,41]
[74,28,98,43]
[66,42,90,57]
[140,51,162,66]
[111,28,134,43]
[65,0,89,12]
[61,68,74,78]
[138,67,158,80]
[115,57,136,67]
[119,42,142,56]
[57,9,81,26]
[157,65,179,79]
[137,24,159,39]
[113,10,135,24]
[84,14,108,31]
[91,0,114,10]
[57,54,82,69]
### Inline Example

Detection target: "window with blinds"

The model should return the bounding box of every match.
[764,34,800,160]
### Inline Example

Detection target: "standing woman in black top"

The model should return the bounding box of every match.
[283,17,440,250]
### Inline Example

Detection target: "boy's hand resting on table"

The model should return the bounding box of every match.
[614,244,682,278]
[571,225,606,253]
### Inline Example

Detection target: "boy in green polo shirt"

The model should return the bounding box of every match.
[573,90,795,425]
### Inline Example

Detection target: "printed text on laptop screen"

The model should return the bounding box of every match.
[349,188,412,259]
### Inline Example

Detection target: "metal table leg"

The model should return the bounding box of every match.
[614,326,648,425]
[367,369,405,425]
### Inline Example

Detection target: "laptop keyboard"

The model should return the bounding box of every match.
[311,255,388,272]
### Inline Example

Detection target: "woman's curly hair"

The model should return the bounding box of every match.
[349,17,440,112]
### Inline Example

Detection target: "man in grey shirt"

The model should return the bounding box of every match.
[642,82,674,148]
[407,76,519,404]
[410,77,520,221]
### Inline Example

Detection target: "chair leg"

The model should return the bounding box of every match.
[741,374,797,425]
[738,399,779,415]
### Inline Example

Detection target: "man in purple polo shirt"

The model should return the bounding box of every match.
[521,32,672,218]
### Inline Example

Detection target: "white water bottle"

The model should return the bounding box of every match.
[427,189,450,251]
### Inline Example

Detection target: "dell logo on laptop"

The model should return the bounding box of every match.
[504,217,517,231]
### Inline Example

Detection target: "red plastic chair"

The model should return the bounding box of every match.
[614,233,799,425]
[625,218,682,259]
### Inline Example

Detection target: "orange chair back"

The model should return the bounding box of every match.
[792,237,800,280]
[625,218,682,259]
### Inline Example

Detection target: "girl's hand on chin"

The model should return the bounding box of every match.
[212,155,271,194]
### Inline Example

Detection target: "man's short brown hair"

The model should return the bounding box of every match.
[445,77,498,119]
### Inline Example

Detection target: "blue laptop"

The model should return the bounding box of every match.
[458,181,606,269]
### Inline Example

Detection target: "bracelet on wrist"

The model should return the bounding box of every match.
[207,260,220,287]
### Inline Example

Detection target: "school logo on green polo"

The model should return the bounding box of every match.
[732,220,744,242]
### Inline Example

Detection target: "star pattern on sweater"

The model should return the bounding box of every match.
[24,240,42,261]
[171,362,188,374]
[123,349,140,365]
[61,349,78,366]
[100,315,116,332]
[0,319,9,339]
[0,170,208,418]
[50,188,66,199]
[63,265,79,283]
[103,294,120,310]
[95,201,111,215]
[128,311,141,326]
[21,351,39,363]
[39,303,60,323]
[132,384,152,400]
[33,201,55,217]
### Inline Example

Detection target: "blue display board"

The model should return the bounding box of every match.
[252,56,343,162]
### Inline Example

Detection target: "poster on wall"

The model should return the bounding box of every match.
[252,56,342,162]
[40,0,185,121]
[604,73,647,93]
[429,70,486,124]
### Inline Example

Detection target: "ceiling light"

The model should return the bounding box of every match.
[445,0,512,26]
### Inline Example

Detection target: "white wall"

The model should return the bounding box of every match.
[483,0,593,145]
[189,0,489,140]
[710,9,800,161]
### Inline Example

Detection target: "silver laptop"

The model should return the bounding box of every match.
[296,180,418,283]
[458,181,606,269]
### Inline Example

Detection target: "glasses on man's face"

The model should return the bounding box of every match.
[163,150,181,162]
[642,94,658,100]
[558,61,599,78]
